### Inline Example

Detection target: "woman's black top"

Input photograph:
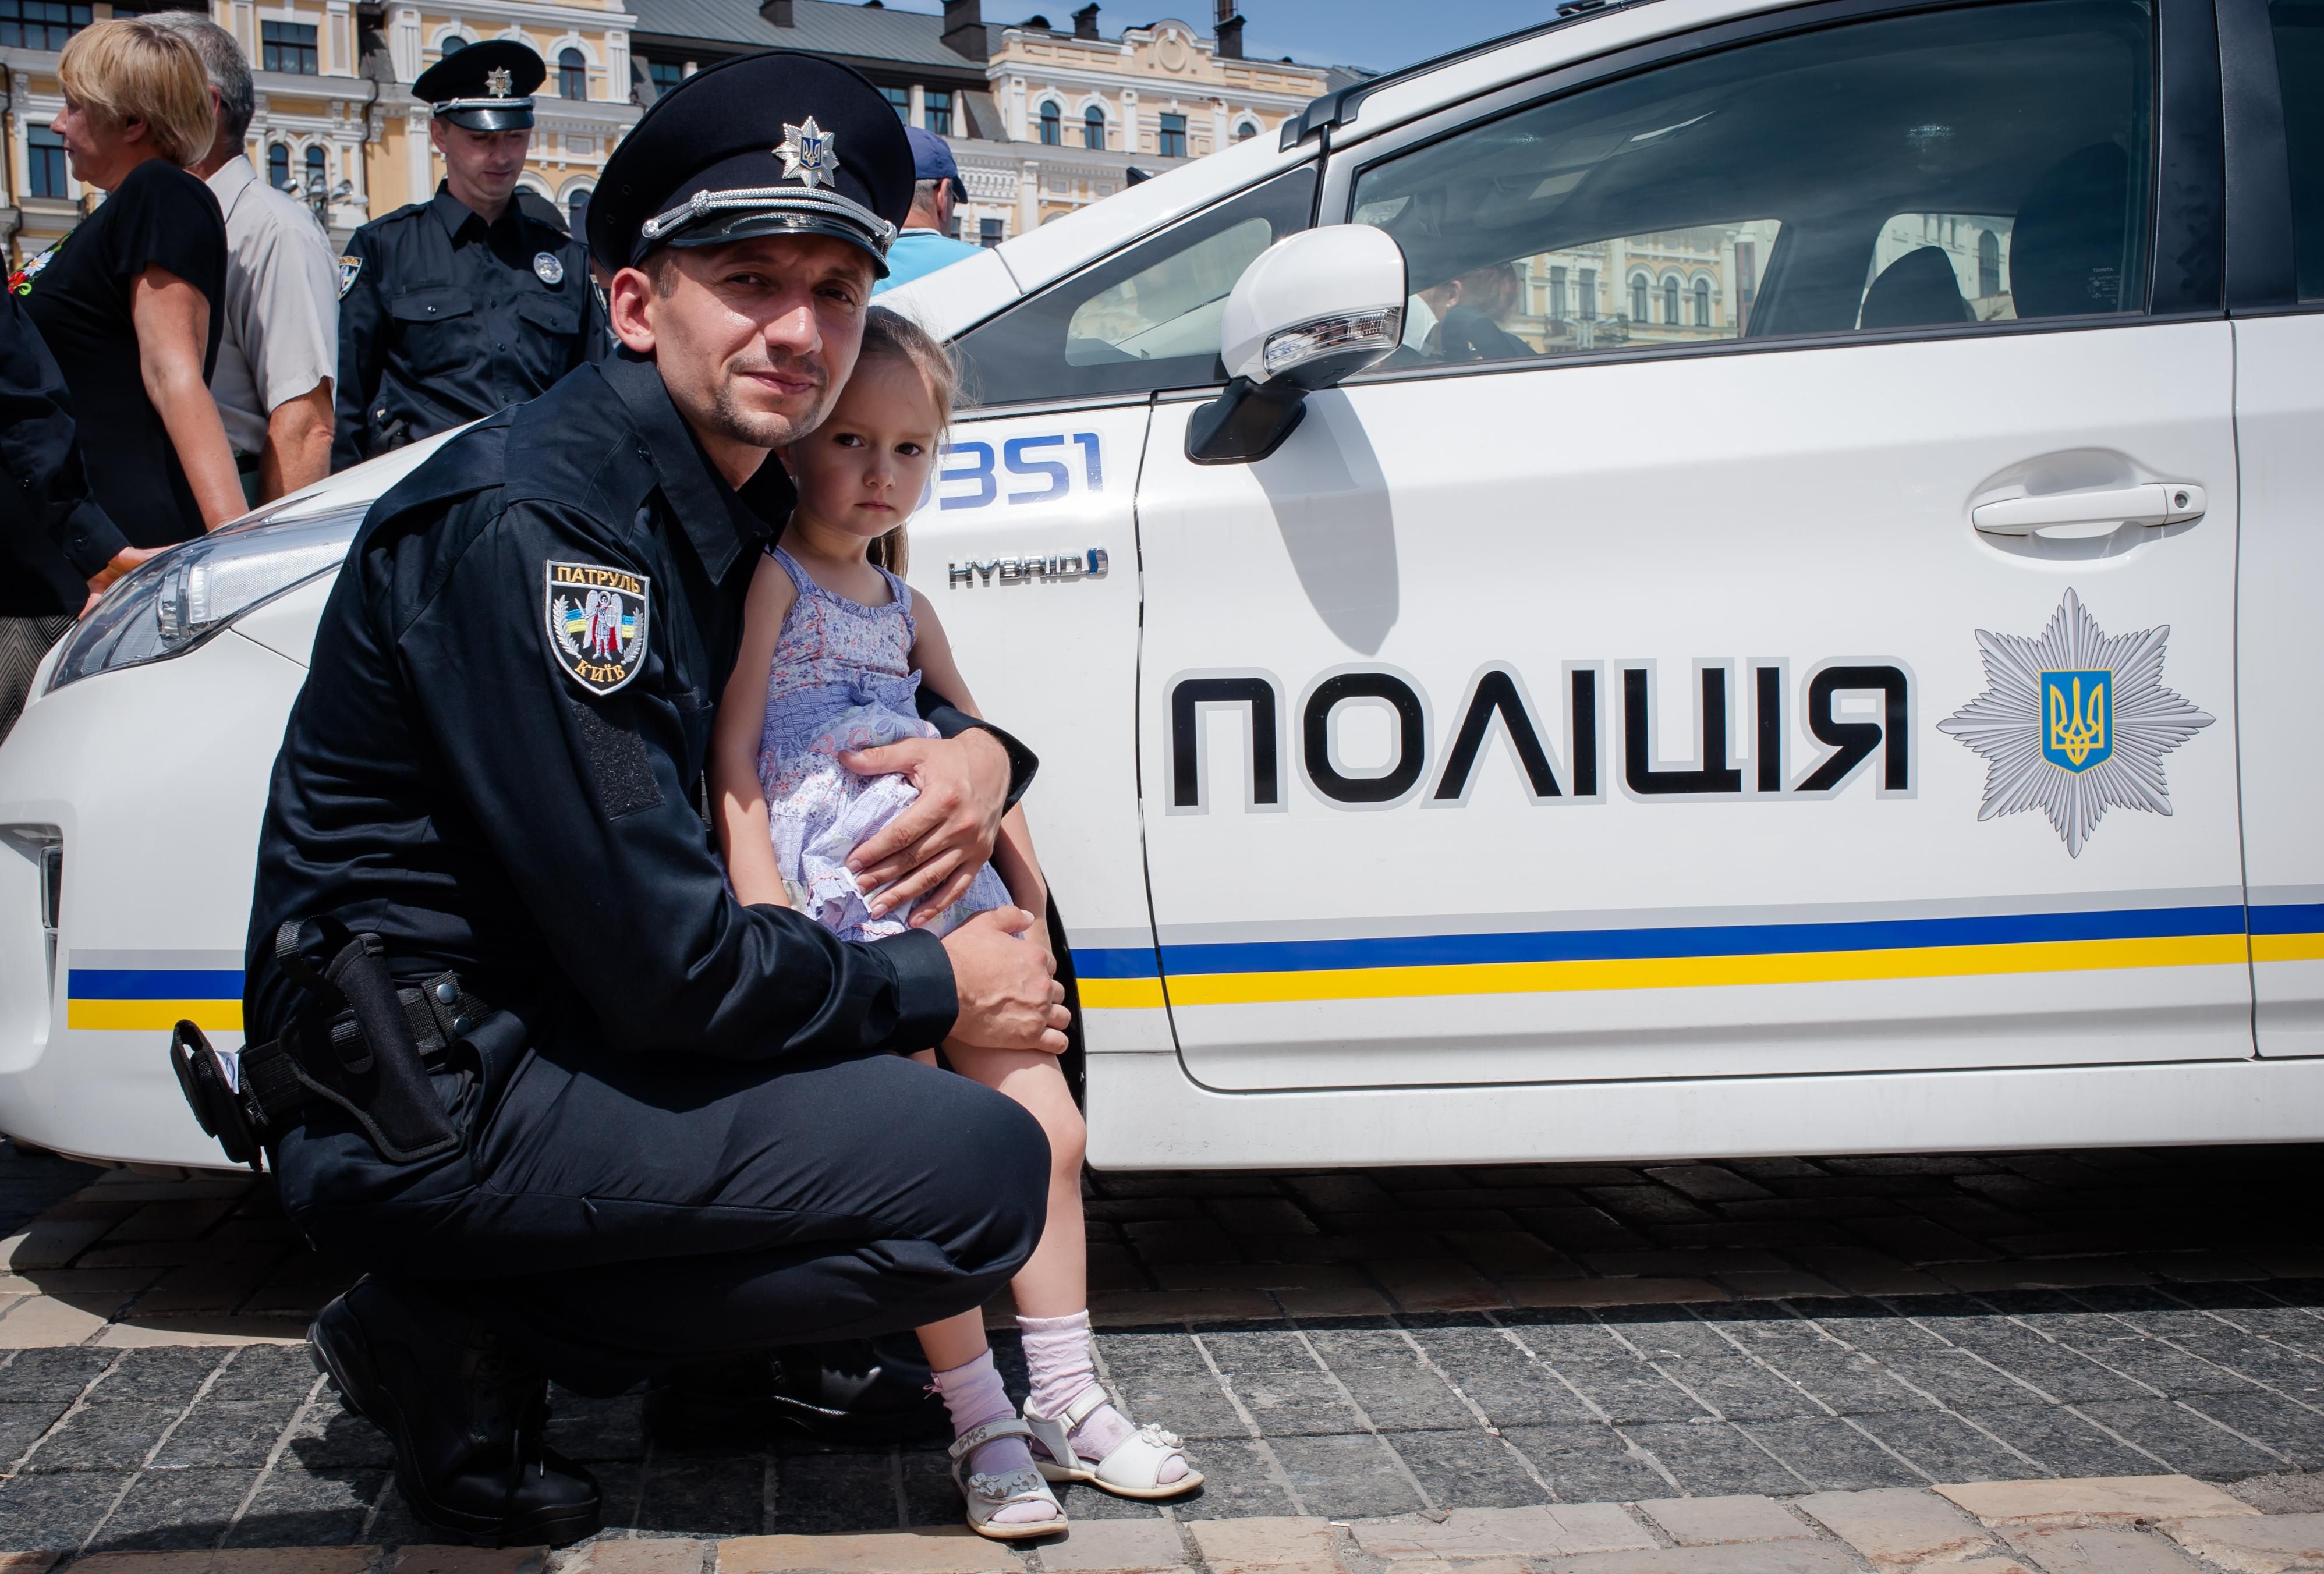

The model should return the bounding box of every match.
[22,158,225,573]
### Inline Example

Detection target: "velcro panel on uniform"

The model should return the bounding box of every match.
[571,698,663,819]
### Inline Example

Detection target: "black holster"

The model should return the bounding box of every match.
[172,920,487,1172]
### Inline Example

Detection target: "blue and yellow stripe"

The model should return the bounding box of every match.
[1080,903,2252,1010]
[67,965,242,1031]
[2252,901,2324,965]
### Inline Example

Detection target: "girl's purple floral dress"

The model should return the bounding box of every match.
[756,544,1011,941]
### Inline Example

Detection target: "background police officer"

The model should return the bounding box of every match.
[331,40,600,469]
[249,50,1063,1548]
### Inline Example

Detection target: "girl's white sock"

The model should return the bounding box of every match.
[1021,1310,1182,1479]
[931,1350,1048,1522]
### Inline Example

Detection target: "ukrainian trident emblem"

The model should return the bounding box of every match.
[1938,590,2210,856]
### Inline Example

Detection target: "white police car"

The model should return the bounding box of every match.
[6,0,2322,1172]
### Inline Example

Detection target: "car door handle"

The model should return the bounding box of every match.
[1971,483,2208,537]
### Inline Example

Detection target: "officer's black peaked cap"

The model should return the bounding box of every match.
[413,40,543,132]
[587,51,913,276]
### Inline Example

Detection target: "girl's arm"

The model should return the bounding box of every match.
[909,595,1050,937]
[132,267,244,530]
[708,555,798,907]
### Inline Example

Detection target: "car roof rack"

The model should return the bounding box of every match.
[1279,0,1663,152]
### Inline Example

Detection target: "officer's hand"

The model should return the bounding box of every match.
[941,906,1069,1056]
[841,729,1011,922]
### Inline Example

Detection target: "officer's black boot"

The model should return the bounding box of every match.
[309,1277,602,1547]
[647,1335,946,1445]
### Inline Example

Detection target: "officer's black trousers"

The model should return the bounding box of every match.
[274,1012,1050,1394]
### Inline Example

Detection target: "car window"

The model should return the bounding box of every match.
[956,165,1315,406]
[1347,0,2153,371]
[2273,0,2324,299]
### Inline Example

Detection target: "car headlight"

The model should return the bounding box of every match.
[47,502,365,693]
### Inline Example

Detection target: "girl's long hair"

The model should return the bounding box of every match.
[858,306,960,577]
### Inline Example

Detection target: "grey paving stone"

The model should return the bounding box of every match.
[759,1449,892,1534]
[1619,1421,1808,1497]
[1164,1435,1297,1518]
[203,1345,320,1403]
[1198,1329,1321,1374]
[1499,1310,1637,1362]
[23,1401,178,1473]
[1382,1425,1549,1509]
[2097,1342,2270,1397]
[0,1401,70,1464]
[635,1450,765,1537]
[1876,1349,2048,1407]
[1267,1431,1427,1519]
[545,1391,647,1462]
[900,1445,969,1532]
[148,1399,301,1469]
[1940,1328,2162,1402]
[1843,1405,2043,1481]
[0,1462,127,1551]
[1548,1359,1714,1425]
[0,1348,115,1405]
[1216,1367,1365,1437]
[1952,1403,2169,1477]
[1317,1356,1476,1433]
[2177,1389,2324,1469]
[277,1406,394,1471]
[86,1465,255,1550]
[1437,1360,1605,1428]
[87,1348,228,1407]
[1753,1349,1936,1415]
[1735,1417,1926,1490]
[1593,1311,1739,1361]
[2075,1396,2300,1478]
[1656,1359,1827,1421]
[1097,1330,1212,1376]
[225,1463,386,1546]
[1103,1362,1246,1441]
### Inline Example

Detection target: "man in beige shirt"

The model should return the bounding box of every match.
[151,12,338,506]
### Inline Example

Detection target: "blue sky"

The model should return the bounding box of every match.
[880,2,1544,75]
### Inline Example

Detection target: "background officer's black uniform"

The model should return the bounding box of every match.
[331,187,598,469]
[331,41,601,470]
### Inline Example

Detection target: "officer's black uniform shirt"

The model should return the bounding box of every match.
[0,286,128,615]
[252,351,956,1058]
[332,183,601,471]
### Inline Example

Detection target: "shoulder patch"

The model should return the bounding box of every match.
[337,254,361,297]
[545,561,650,695]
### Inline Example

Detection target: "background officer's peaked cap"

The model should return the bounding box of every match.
[587,51,914,275]
[413,40,544,132]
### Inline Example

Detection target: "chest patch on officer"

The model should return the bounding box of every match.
[337,255,361,298]
[546,562,650,695]
[533,251,564,285]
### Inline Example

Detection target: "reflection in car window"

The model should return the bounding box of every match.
[2272,0,2324,299]
[1348,0,2153,371]
[956,166,1316,406]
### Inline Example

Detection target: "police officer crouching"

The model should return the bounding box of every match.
[331,40,600,470]
[201,51,1066,1547]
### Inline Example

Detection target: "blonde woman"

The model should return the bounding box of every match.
[26,17,238,553]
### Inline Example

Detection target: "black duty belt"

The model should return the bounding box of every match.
[172,922,489,1172]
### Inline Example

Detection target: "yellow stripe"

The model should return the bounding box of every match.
[2254,933,2324,963]
[68,999,243,1031]
[1163,934,2249,1008]
[1076,976,1167,1011]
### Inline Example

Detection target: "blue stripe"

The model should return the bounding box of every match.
[2251,902,2324,936]
[1071,947,1161,980]
[68,968,244,1001]
[1157,905,2248,977]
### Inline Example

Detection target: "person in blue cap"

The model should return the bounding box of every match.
[330,38,600,470]
[874,125,987,293]
[239,49,1063,1547]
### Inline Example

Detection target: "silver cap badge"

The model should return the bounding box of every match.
[486,67,513,97]
[775,117,841,192]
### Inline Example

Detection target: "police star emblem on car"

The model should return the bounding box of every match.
[1937,590,2213,857]
[545,562,650,696]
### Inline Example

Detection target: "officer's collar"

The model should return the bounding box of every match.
[599,352,788,583]
[430,182,522,240]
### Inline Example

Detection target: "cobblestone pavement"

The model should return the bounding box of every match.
[0,1142,2322,1569]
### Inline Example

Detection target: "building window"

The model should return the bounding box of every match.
[882,84,909,120]
[1577,267,1596,320]
[0,0,87,51]
[568,188,590,232]
[1978,227,2001,296]
[1662,275,1680,323]
[261,20,318,73]
[1692,276,1712,326]
[440,34,465,52]
[1547,265,1567,320]
[924,89,952,136]
[559,48,586,100]
[304,144,327,194]
[1157,111,1186,158]
[1083,106,1106,149]
[646,59,682,97]
[25,125,66,197]
[267,142,291,189]
[1235,119,1257,141]
[1039,101,1061,145]
[1629,273,1648,321]
[980,216,1004,247]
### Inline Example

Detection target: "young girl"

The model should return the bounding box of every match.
[709,307,1199,1540]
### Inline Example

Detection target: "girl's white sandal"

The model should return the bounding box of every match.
[947,1418,1069,1541]
[1025,1387,1203,1500]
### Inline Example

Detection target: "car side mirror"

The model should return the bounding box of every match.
[1186,225,1408,466]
